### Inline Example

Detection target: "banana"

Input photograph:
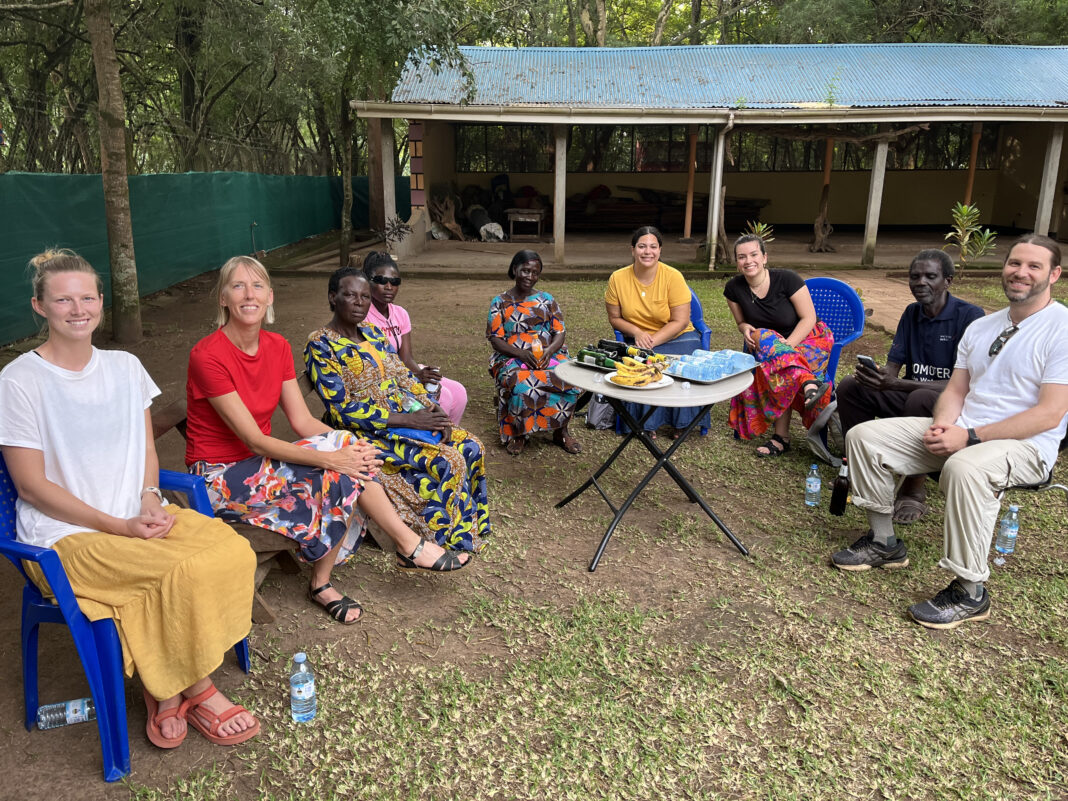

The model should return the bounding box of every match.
[610,371,654,386]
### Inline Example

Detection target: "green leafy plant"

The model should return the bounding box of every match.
[744,220,775,244]
[944,202,997,274]
[374,215,413,253]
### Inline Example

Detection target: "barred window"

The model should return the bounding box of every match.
[454,122,999,174]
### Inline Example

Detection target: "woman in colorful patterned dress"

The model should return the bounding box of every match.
[361,251,468,425]
[723,235,834,457]
[185,256,469,626]
[304,267,490,554]
[487,250,582,456]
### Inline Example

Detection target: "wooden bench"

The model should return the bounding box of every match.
[151,374,393,624]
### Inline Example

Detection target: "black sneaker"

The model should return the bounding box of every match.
[908,580,990,630]
[831,531,909,571]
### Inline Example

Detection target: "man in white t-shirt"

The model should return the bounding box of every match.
[829,234,1068,629]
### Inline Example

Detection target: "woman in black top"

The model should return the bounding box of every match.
[723,235,834,457]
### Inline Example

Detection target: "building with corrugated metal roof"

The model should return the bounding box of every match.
[354,45,1068,264]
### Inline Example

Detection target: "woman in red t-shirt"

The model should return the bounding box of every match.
[186,256,469,625]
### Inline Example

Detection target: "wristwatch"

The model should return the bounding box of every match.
[141,486,164,503]
[966,428,982,447]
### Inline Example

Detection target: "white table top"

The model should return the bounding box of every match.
[554,360,753,408]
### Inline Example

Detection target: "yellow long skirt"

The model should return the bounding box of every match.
[26,506,255,700]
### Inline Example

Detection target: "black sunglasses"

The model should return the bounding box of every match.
[988,324,1019,357]
[370,275,401,286]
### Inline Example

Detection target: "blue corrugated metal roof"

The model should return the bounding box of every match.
[391,45,1068,109]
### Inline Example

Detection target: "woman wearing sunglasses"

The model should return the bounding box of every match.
[362,251,468,425]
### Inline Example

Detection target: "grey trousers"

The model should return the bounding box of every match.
[846,417,1047,583]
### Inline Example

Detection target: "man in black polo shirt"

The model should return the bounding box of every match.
[836,249,985,523]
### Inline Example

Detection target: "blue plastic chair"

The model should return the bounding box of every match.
[612,288,712,435]
[613,288,712,351]
[0,455,250,782]
[805,277,866,385]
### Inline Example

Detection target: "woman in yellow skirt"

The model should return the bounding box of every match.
[0,250,259,749]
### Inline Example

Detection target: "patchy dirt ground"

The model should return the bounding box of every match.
[0,267,1061,799]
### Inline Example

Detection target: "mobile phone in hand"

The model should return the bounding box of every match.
[856,354,879,370]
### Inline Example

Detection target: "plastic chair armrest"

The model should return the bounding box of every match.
[159,469,214,516]
[0,537,51,563]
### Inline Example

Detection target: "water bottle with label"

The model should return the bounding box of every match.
[804,464,822,508]
[37,697,96,730]
[401,394,425,413]
[994,505,1019,556]
[289,652,317,723]
[423,380,441,404]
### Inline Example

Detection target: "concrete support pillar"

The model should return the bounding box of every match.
[963,122,982,206]
[367,117,396,230]
[381,119,396,225]
[861,135,889,267]
[706,123,729,269]
[1034,122,1064,236]
[553,124,567,265]
[682,124,698,242]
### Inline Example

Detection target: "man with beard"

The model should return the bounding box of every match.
[835,249,984,524]
[829,234,1068,629]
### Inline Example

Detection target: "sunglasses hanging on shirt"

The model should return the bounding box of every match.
[988,324,1019,358]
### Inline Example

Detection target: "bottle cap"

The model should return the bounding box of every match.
[294,652,307,663]
[1008,505,1019,512]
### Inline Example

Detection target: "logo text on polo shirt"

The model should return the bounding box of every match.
[912,363,951,380]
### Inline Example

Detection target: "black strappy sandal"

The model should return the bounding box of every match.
[397,538,470,572]
[756,434,791,458]
[309,581,363,624]
[802,379,832,411]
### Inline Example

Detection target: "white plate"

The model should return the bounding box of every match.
[605,371,674,390]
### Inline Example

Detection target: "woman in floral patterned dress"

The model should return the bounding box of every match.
[185,256,469,626]
[487,250,582,457]
[304,267,490,554]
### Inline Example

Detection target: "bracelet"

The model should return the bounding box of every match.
[141,486,164,503]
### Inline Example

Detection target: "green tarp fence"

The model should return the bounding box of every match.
[0,172,410,345]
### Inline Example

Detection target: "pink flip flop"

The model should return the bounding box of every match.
[180,684,261,746]
[143,687,186,749]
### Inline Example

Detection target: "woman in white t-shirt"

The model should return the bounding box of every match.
[0,250,260,750]
[362,251,469,424]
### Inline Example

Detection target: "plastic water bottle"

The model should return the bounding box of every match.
[423,380,441,404]
[289,652,317,723]
[995,505,1019,556]
[805,464,822,508]
[401,394,425,413]
[37,697,95,730]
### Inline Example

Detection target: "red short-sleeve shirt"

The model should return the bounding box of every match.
[185,328,296,465]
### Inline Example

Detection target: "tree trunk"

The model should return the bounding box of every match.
[85,0,142,344]
[691,0,703,45]
[339,91,354,267]
[175,1,202,172]
[651,0,672,45]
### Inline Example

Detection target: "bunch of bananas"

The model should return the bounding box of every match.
[609,356,665,387]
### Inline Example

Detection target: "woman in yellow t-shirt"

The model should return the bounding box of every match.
[604,226,707,435]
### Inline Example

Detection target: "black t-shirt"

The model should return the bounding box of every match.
[723,268,805,337]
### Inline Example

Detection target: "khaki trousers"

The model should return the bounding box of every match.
[846,417,1047,583]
